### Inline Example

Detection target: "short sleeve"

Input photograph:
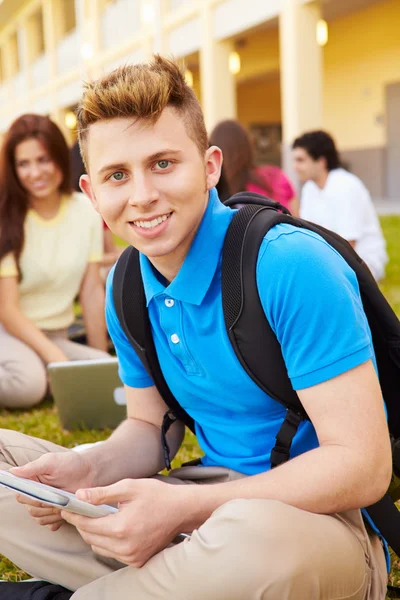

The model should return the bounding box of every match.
[0,252,18,278]
[88,210,104,263]
[256,225,373,390]
[105,266,153,388]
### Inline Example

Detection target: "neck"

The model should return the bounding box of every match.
[29,191,62,219]
[314,170,329,190]
[149,227,197,283]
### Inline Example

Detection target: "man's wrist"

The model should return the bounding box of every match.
[78,450,102,489]
[176,484,228,532]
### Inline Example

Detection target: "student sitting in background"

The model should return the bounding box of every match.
[210,119,298,215]
[0,114,109,410]
[293,130,388,281]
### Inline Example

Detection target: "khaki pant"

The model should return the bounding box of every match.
[0,429,388,600]
[0,326,109,409]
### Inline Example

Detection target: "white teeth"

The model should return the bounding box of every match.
[133,213,170,229]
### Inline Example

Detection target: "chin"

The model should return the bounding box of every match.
[30,188,52,197]
[137,239,178,260]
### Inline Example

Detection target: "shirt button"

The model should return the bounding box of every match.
[170,334,180,344]
[165,298,174,307]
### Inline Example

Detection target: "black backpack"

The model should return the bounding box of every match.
[112,191,400,560]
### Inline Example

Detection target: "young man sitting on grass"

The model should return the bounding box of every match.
[0,56,392,600]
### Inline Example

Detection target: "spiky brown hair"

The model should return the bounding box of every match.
[76,55,208,168]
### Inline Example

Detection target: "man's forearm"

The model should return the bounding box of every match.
[178,444,391,532]
[82,417,183,487]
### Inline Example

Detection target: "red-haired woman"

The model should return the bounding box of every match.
[210,119,299,215]
[0,114,109,409]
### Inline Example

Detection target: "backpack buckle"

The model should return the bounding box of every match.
[161,410,177,470]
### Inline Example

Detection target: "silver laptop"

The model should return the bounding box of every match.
[47,358,126,431]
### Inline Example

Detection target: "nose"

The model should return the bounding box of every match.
[28,164,43,179]
[129,171,158,210]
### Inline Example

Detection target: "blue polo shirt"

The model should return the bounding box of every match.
[106,188,374,474]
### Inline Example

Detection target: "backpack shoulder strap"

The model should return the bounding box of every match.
[113,246,147,362]
[222,203,302,410]
[112,247,195,463]
[222,201,307,468]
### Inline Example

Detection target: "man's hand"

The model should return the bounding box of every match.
[15,495,64,532]
[62,479,189,567]
[10,450,95,531]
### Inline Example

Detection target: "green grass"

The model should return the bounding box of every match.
[1,217,400,594]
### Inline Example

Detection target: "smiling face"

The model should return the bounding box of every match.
[80,107,222,277]
[15,138,63,201]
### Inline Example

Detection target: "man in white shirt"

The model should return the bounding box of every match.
[293,130,388,281]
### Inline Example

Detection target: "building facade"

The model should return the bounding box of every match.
[0,0,399,198]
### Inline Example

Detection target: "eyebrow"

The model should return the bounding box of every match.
[145,149,182,163]
[98,162,130,176]
[97,150,183,177]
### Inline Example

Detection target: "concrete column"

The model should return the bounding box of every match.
[1,37,16,107]
[85,0,103,79]
[74,0,86,32]
[152,0,165,54]
[43,0,58,78]
[140,0,167,59]
[18,21,32,91]
[279,0,323,176]
[43,0,58,115]
[200,3,237,132]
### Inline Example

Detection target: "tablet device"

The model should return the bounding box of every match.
[0,470,118,518]
[47,358,126,431]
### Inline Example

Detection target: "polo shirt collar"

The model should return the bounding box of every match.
[139,188,233,306]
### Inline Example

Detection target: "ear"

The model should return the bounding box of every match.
[205,145,223,191]
[79,174,99,213]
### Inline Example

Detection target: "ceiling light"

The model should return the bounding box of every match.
[228,51,241,75]
[316,19,328,47]
[65,111,77,130]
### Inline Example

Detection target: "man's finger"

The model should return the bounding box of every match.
[75,528,122,554]
[10,461,44,481]
[35,514,64,526]
[76,479,135,506]
[48,522,63,532]
[61,510,117,536]
[27,505,61,518]
[16,494,44,508]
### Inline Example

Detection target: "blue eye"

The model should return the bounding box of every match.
[156,160,170,169]
[111,171,125,181]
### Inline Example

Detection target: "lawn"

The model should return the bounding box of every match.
[1,216,400,597]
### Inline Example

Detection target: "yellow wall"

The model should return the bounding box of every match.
[192,65,201,102]
[236,27,280,84]
[235,26,281,132]
[324,0,400,150]
[237,75,281,128]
